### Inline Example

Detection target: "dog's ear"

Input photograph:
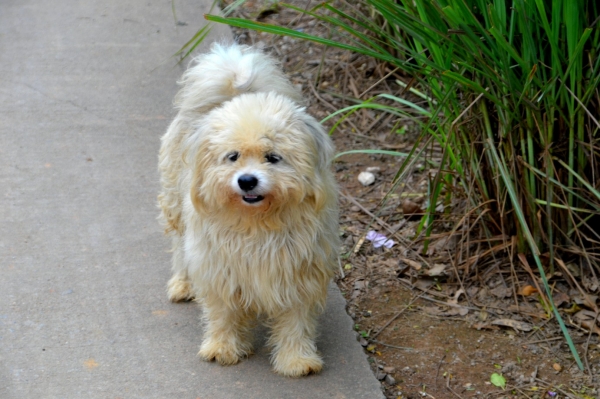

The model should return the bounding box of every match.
[299,115,334,173]
[297,114,337,212]
[184,129,213,214]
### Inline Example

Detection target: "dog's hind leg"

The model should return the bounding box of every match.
[268,306,323,377]
[167,235,194,302]
[198,293,254,365]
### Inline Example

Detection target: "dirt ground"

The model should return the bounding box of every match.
[213,1,600,397]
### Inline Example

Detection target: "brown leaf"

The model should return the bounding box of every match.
[572,294,598,310]
[400,257,422,271]
[579,320,600,335]
[423,306,445,316]
[491,319,533,331]
[490,285,512,298]
[448,288,465,305]
[354,280,366,290]
[573,310,600,334]
[414,278,433,291]
[583,277,599,293]
[426,263,447,277]
[520,285,538,296]
[401,199,421,216]
[425,238,449,256]
[574,310,599,320]
[552,291,570,308]
[471,322,499,331]
[552,363,562,372]
[444,306,469,317]
[507,304,548,319]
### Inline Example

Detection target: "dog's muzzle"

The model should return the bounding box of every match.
[238,174,264,204]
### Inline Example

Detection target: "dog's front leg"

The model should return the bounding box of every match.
[268,306,323,377]
[166,236,194,302]
[198,293,254,366]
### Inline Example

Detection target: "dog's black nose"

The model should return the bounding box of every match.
[238,174,258,192]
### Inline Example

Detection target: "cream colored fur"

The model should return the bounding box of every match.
[158,43,339,377]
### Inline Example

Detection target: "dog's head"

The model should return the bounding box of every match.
[186,92,335,225]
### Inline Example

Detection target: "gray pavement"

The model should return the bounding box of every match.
[0,0,383,398]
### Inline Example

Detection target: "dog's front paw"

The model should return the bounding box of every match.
[272,351,323,377]
[167,275,194,302]
[198,338,252,366]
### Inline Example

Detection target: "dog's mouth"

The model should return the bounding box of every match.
[242,195,264,204]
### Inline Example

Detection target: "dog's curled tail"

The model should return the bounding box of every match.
[175,43,303,114]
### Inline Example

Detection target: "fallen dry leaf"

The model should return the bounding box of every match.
[552,291,570,308]
[490,285,512,298]
[449,306,469,317]
[507,304,548,319]
[583,277,599,292]
[426,263,447,277]
[414,278,434,291]
[491,319,533,332]
[448,288,465,305]
[471,322,500,331]
[520,285,538,296]
[552,363,562,372]
[572,294,599,310]
[572,310,600,334]
[425,238,450,256]
[423,306,445,316]
[401,199,421,216]
[580,319,600,335]
[353,235,366,254]
[400,257,422,271]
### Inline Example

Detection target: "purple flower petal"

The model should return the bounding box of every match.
[365,230,379,241]
[372,237,387,248]
[365,231,395,248]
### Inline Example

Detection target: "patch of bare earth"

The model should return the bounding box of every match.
[218,1,600,397]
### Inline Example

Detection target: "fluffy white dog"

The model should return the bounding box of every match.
[158,43,339,377]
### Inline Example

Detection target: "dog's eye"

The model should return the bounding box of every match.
[227,152,240,162]
[265,154,281,164]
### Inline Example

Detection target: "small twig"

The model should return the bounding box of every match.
[447,248,470,307]
[525,317,553,339]
[435,354,447,385]
[511,386,534,399]
[582,308,599,376]
[564,84,600,130]
[508,235,520,313]
[523,336,564,345]
[370,339,414,351]
[370,292,424,340]
[446,375,464,399]
[341,191,393,233]
[358,67,399,99]
[450,91,486,130]
[398,278,449,299]
[419,294,501,318]
[534,377,577,398]
[556,258,598,312]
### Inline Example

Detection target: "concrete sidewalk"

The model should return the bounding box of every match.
[0,0,383,397]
